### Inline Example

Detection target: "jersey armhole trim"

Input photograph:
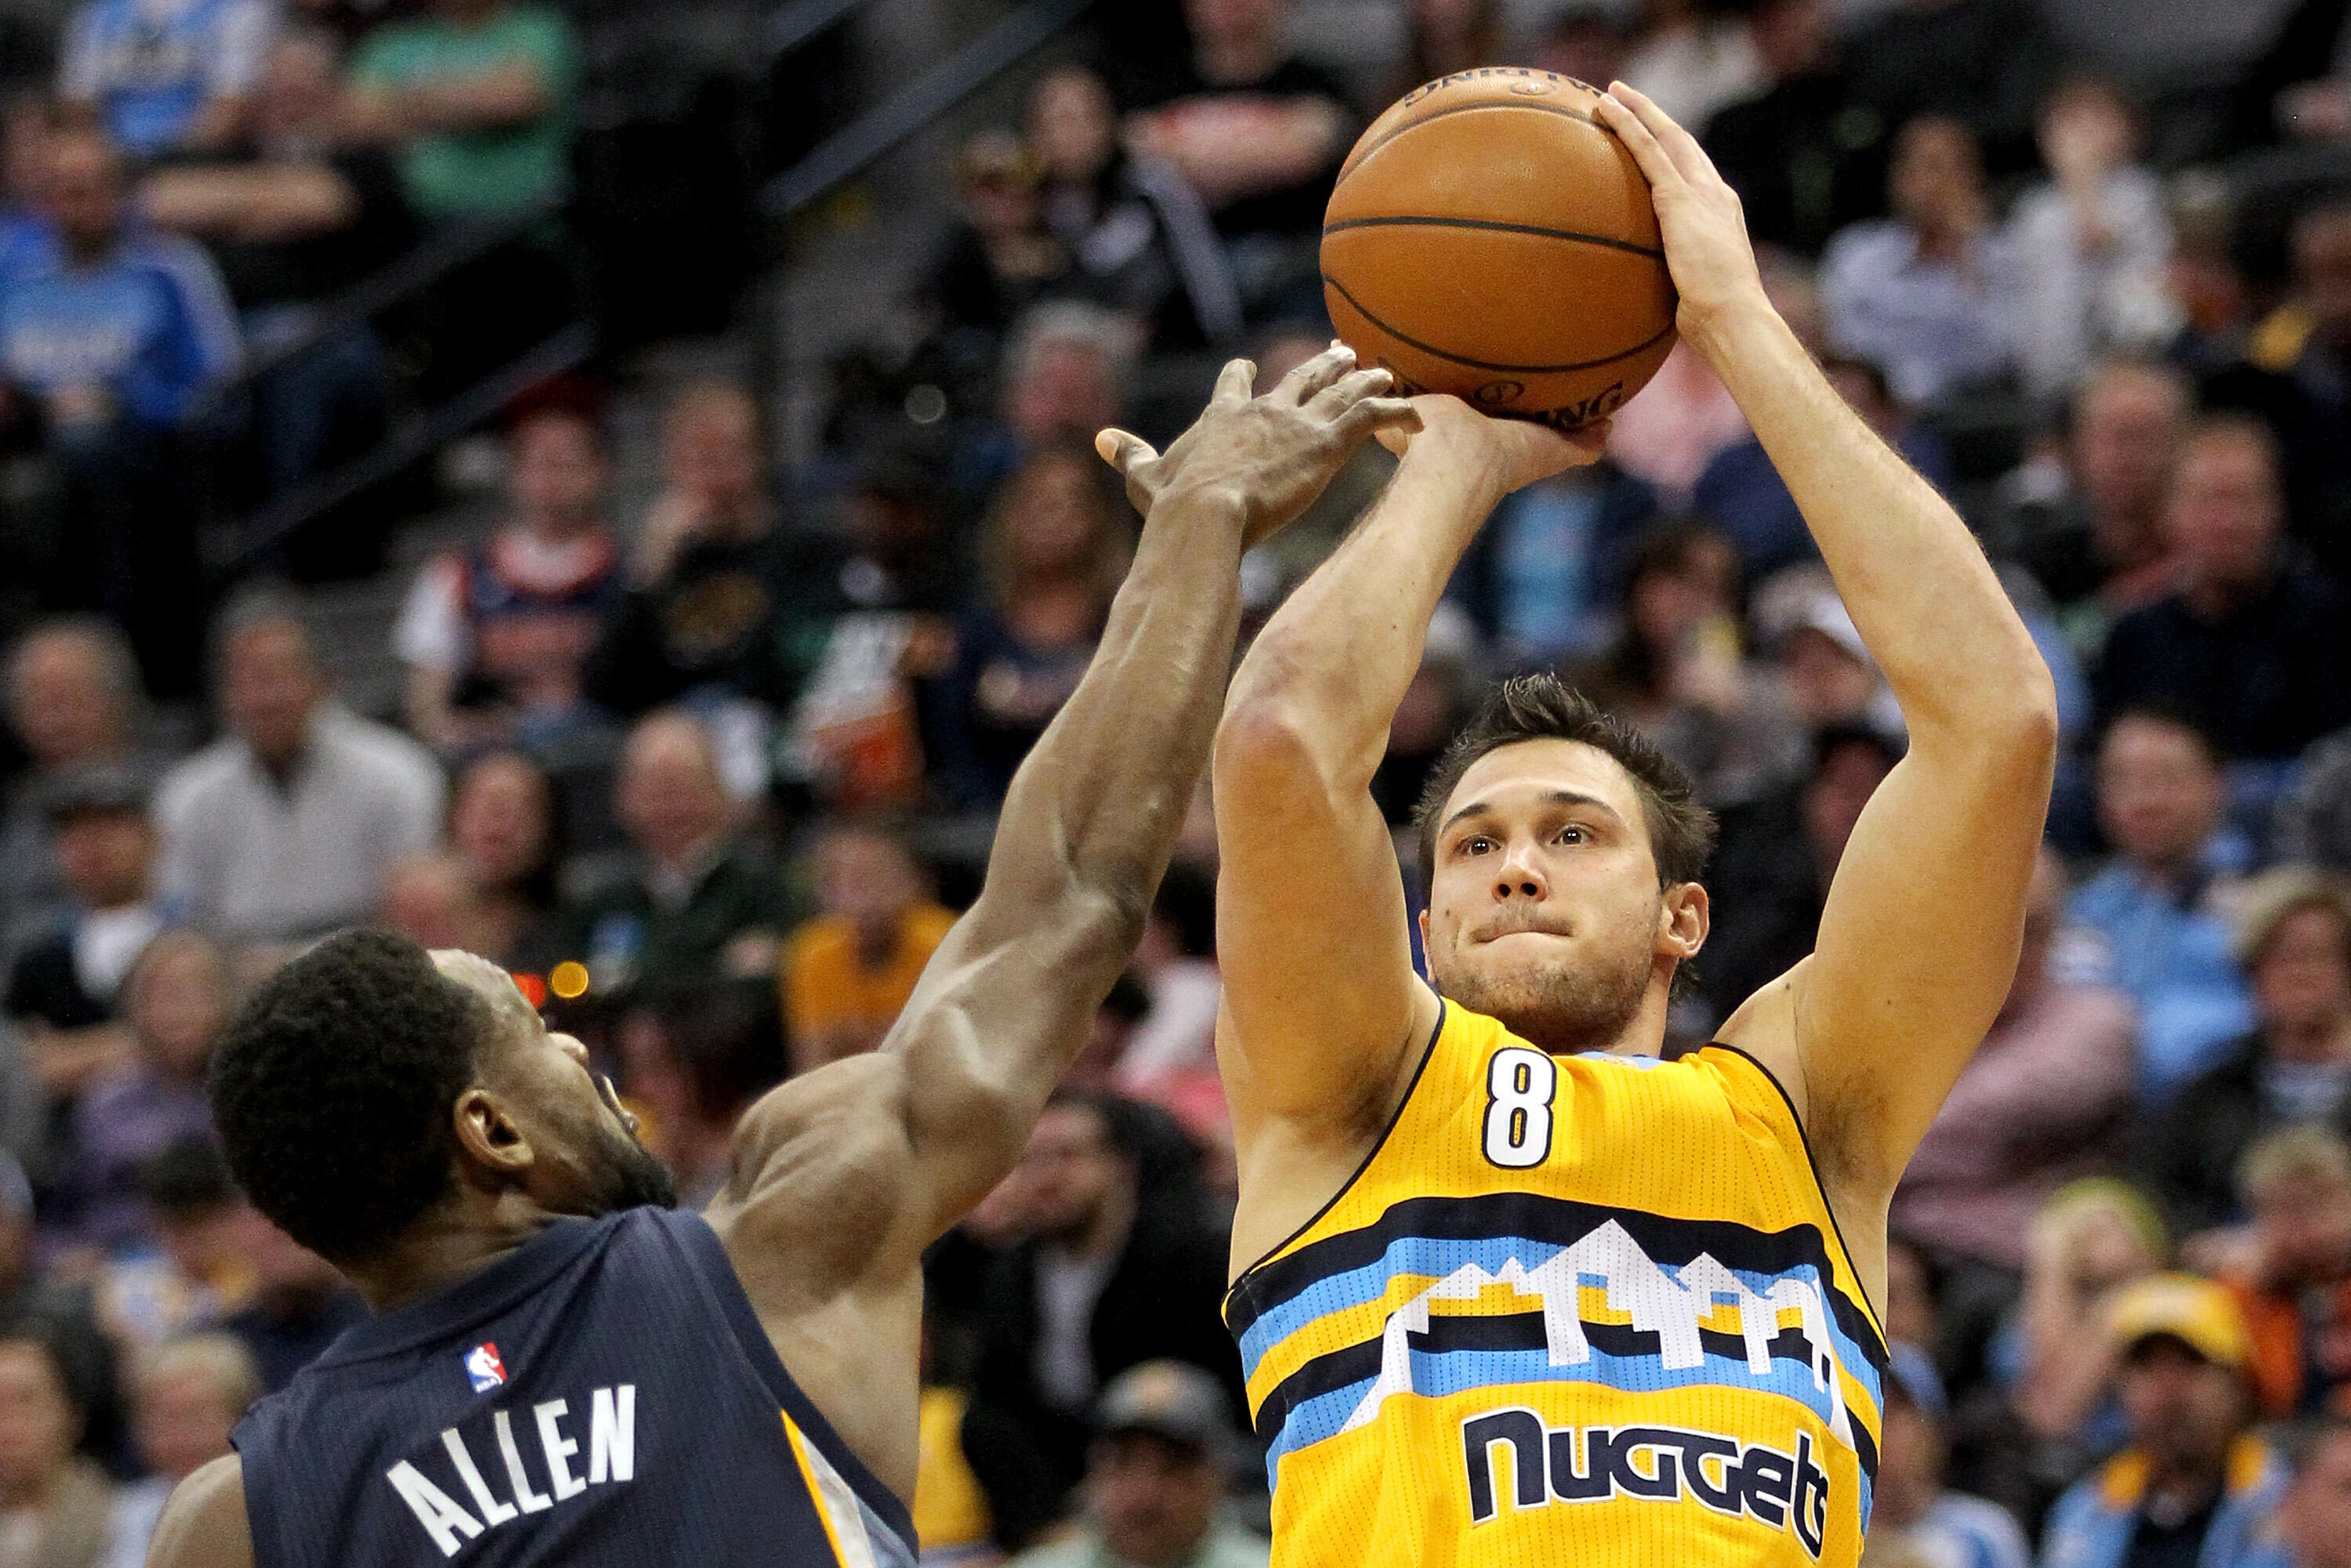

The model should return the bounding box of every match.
[1226,1000,1447,1313]
[1697,1040,1892,1359]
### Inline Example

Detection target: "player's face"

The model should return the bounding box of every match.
[1420,741,1698,1055]
[437,954,678,1218]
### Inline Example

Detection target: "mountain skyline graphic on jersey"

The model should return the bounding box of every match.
[1339,1218,1860,1450]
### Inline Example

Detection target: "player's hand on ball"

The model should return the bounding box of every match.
[1378,393,1611,497]
[1593,81,1770,351]
[1096,344,1421,548]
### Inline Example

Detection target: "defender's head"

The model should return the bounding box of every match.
[209,930,676,1275]
[1412,676,1714,1054]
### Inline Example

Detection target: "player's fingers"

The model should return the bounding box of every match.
[1095,427,1158,476]
[1277,340,1360,405]
[1606,81,1709,181]
[1592,89,1681,194]
[1345,396,1423,447]
[1308,364,1393,415]
[1213,357,1258,404]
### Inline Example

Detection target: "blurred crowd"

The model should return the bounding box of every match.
[2,0,2351,1563]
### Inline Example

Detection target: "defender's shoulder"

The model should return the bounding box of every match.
[149,1455,254,1568]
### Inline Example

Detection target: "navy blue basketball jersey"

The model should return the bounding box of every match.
[233,1208,916,1566]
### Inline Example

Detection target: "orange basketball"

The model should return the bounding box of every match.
[1321,69,1676,429]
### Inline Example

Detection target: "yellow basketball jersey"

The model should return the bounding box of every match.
[1226,1002,1890,1568]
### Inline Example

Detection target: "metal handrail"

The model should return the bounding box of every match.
[210,320,596,580]
[763,0,868,63]
[757,0,1096,218]
[203,199,563,409]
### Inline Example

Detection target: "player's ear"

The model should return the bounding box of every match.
[1658,881,1708,960]
[1416,907,1434,982]
[452,1088,534,1179]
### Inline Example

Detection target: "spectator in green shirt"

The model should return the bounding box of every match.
[340,0,575,221]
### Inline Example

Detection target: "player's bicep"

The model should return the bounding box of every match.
[1793,737,2050,1195]
[146,1456,252,1568]
[1211,710,1425,1128]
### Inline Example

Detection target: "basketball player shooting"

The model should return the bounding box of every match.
[144,349,1418,1568]
[1211,84,2057,1568]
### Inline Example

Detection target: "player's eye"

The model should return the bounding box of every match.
[1459,835,1493,856]
[1556,825,1588,846]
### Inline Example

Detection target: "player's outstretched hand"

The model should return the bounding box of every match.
[1593,81,1770,350]
[1096,344,1421,548]
[1376,393,1611,498]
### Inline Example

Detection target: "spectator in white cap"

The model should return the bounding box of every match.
[1007,1359,1266,1568]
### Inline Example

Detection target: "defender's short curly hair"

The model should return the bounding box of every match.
[208,929,492,1264]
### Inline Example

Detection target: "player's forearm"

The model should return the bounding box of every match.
[984,480,1248,928]
[1223,435,1501,788]
[1690,300,2056,745]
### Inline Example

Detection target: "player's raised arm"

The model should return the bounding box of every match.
[712,349,1418,1271]
[1596,85,2059,1213]
[1211,401,1604,1164]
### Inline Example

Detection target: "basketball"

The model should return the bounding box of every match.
[1321,69,1677,429]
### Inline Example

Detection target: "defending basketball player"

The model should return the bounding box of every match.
[144,350,1418,1567]
[1211,84,2058,1568]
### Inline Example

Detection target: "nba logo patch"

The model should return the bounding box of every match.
[463,1342,505,1392]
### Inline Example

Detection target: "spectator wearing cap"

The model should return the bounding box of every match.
[1820,115,2018,407]
[1871,1342,2030,1568]
[395,404,625,756]
[0,125,241,699]
[100,1333,258,1568]
[780,821,955,1074]
[0,619,147,961]
[920,128,1071,348]
[2092,418,2351,778]
[2217,1125,2351,1421]
[1893,846,2135,1273]
[962,1092,1237,1549]
[2278,1412,2351,1568]
[155,596,443,950]
[1694,722,1901,1032]
[2070,708,2256,1102]
[2040,1273,2287,1568]
[563,710,799,998]
[1006,1360,1266,1568]
[2135,870,2351,1241]
[48,930,226,1255]
[3,765,167,1095]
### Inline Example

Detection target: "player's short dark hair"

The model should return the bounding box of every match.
[209,929,493,1265]
[1412,675,1716,895]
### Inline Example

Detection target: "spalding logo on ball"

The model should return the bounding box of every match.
[1320,67,1678,430]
